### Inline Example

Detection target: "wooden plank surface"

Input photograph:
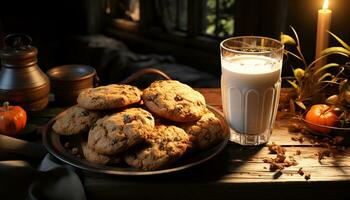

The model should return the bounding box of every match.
[221,145,350,182]
[195,88,350,183]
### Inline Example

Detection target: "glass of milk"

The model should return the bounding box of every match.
[220,36,284,145]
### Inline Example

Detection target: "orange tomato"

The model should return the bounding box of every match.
[0,102,27,136]
[305,104,339,134]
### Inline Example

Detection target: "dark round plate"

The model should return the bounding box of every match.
[42,105,230,176]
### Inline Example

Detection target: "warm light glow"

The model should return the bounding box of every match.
[322,0,329,10]
[105,0,111,14]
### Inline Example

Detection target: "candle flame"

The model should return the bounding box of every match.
[322,0,329,10]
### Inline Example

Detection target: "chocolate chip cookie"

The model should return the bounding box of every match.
[125,125,190,170]
[180,111,225,150]
[142,80,206,122]
[77,84,142,110]
[81,142,121,165]
[87,108,155,155]
[52,105,101,135]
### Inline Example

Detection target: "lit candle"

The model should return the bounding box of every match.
[315,0,332,69]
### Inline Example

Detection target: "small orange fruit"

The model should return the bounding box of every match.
[305,104,338,134]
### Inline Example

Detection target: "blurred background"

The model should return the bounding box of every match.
[0,0,349,87]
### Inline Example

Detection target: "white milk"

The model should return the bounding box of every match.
[221,55,282,136]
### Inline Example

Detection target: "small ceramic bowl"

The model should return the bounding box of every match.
[47,65,98,105]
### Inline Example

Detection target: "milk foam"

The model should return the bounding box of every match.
[222,55,281,74]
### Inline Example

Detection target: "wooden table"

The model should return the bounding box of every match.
[79,88,350,200]
[3,88,348,199]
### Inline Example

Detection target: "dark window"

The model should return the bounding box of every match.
[100,0,287,74]
[105,0,140,22]
[106,0,235,39]
[203,0,235,37]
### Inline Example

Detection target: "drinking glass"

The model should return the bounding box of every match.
[220,36,284,145]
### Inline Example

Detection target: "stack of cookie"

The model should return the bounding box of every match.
[52,80,225,170]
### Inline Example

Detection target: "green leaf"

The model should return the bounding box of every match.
[293,68,305,81]
[287,80,299,89]
[321,47,350,56]
[280,34,296,45]
[283,49,303,61]
[325,95,339,105]
[290,26,301,47]
[318,72,332,82]
[295,100,306,110]
[289,26,307,67]
[314,63,339,75]
[308,51,349,69]
[328,31,350,50]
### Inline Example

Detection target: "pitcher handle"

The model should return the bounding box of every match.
[120,68,172,84]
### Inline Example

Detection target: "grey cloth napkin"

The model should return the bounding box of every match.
[0,134,86,200]
[27,155,86,200]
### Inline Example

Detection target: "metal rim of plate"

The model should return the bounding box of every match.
[42,105,230,176]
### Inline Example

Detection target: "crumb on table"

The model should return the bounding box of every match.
[264,142,298,172]
[298,167,304,176]
[267,142,286,154]
[304,173,311,180]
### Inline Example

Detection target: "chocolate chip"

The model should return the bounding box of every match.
[174,105,183,112]
[158,142,165,150]
[111,139,117,145]
[146,116,153,120]
[123,115,131,123]
[80,110,90,116]
[175,95,183,101]
[91,97,100,102]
